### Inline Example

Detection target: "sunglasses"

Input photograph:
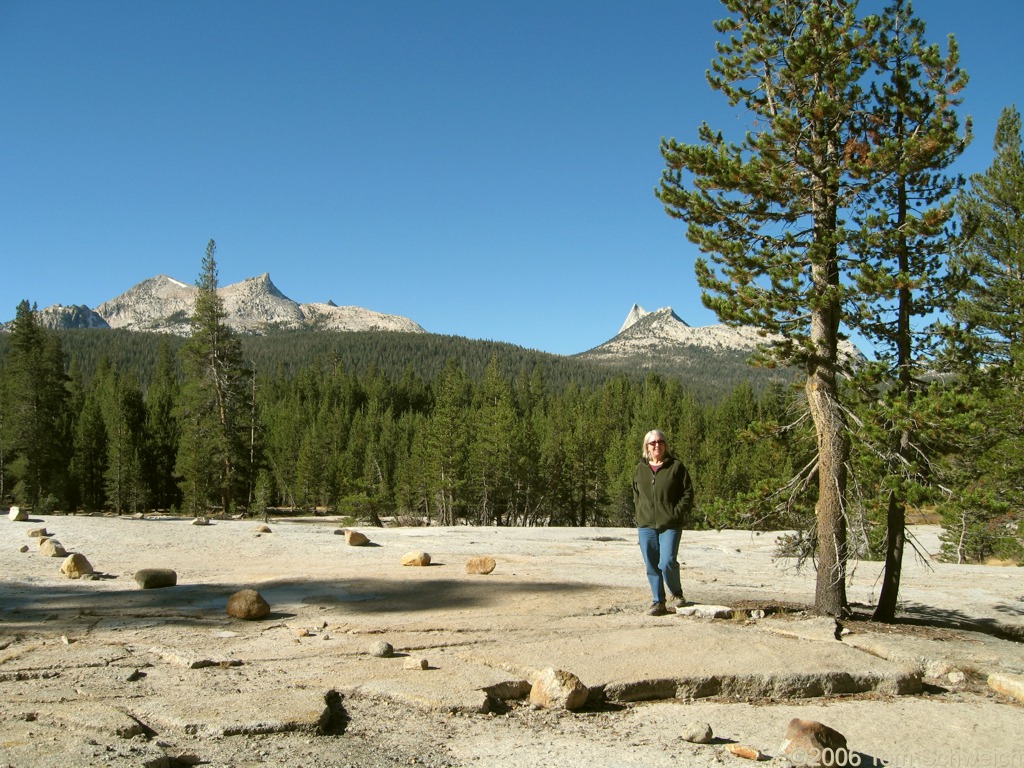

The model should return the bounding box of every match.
[647,439,665,446]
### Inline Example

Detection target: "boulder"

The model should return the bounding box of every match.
[368,641,394,658]
[401,551,431,566]
[135,568,178,589]
[226,589,271,620]
[8,506,27,522]
[465,556,496,575]
[254,524,272,534]
[39,538,67,558]
[27,528,49,538]
[344,529,370,546]
[192,517,210,526]
[529,667,589,711]
[680,721,714,744]
[60,553,94,579]
[781,718,849,768]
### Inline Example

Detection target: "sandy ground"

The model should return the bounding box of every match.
[1,514,1023,768]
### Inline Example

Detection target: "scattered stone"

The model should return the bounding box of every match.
[254,524,272,533]
[27,528,48,538]
[8,506,27,522]
[60,553,94,579]
[152,647,243,669]
[19,544,29,553]
[192,516,210,526]
[401,550,431,566]
[226,589,271,620]
[465,556,496,575]
[988,672,1024,703]
[39,538,67,558]
[296,628,311,638]
[947,669,968,687]
[678,604,734,619]
[726,744,763,760]
[369,641,394,658]
[529,667,589,711]
[781,718,849,767]
[344,529,370,546]
[681,721,714,744]
[134,568,178,589]
[403,657,429,670]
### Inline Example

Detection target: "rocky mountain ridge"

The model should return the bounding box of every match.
[8,279,857,373]
[580,304,775,368]
[19,273,425,336]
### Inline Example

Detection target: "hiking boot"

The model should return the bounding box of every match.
[647,601,668,616]
[671,594,687,609]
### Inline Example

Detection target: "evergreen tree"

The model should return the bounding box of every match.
[71,359,111,512]
[938,105,1024,562]
[428,359,471,525]
[175,240,252,515]
[103,370,148,514]
[144,340,181,512]
[842,0,968,620]
[657,0,965,615]
[0,301,71,508]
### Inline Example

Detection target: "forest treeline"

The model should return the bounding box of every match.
[0,290,807,529]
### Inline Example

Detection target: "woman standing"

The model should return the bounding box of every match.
[633,429,695,616]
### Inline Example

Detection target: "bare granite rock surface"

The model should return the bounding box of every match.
[2,515,1022,767]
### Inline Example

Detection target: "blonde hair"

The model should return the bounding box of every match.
[641,429,668,461]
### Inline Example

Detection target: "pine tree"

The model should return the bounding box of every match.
[843,0,968,620]
[0,300,72,508]
[428,359,471,525]
[657,0,967,615]
[144,340,181,512]
[938,105,1024,562]
[175,240,252,515]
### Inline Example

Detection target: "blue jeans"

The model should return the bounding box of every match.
[638,526,683,603]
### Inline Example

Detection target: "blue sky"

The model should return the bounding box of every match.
[2,1,1022,356]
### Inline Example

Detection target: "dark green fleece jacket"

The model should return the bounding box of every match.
[632,455,695,530]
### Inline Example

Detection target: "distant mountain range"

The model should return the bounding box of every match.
[19,273,424,336]
[5,275,859,381]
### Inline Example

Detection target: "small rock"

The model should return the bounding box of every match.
[749,609,766,619]
[8,506,27,522]
[60,553,94,579]
[135,568,178,589]
[19,544,29,553]
[678,604,734,619]
[726,744,762,760]
[782,718,849,767]
[296,628,311,638]
[27,528,48,538]
[226,589,271,620]
[681,721,714,744]
[401,550,431,566]
[529,667,589,711]
[947,669,968,687]
[39,538,67,558]
[344,529,370,546]
[465,556,496,575]
[403,657,428,670]
[369,641,395,658]
[192,517,210,526]
[988,672,1024,703]
[254,524,272,533]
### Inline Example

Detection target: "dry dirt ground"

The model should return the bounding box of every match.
[2,514,1023,768]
